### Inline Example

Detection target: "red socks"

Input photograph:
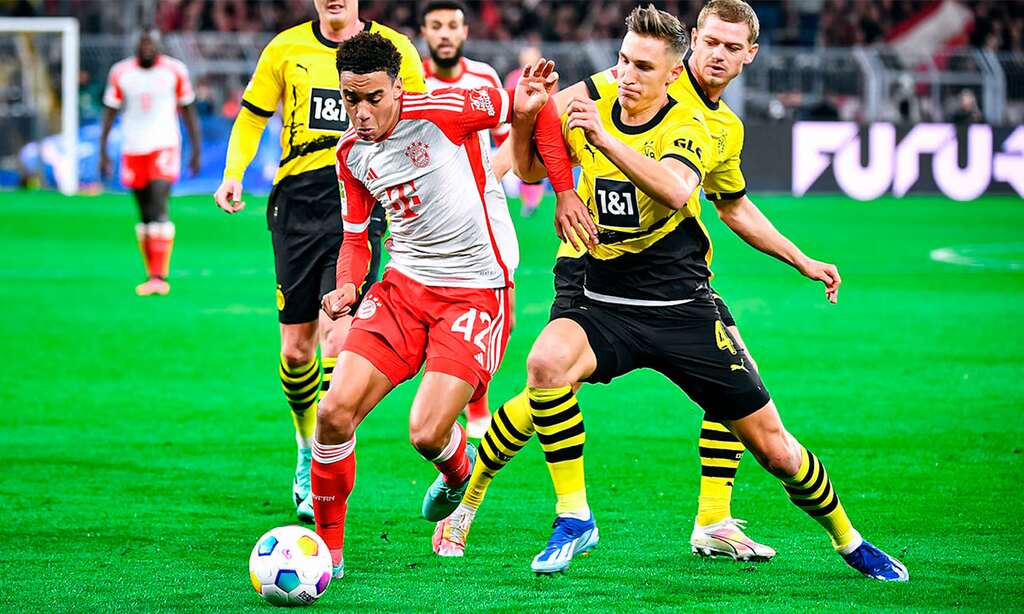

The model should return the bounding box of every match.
[431,423,471,486]
[311,438,356,566]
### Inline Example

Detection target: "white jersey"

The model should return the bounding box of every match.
[336,87,519,289]
[103,55,195,155]
[423,57,510,149]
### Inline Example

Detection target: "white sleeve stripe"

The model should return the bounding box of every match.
[343,218,372,233]
[498,89,510,123]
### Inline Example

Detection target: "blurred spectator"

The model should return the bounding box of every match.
[949,88,983,124]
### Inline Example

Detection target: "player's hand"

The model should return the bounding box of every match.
[554,189,599,251]
[321,284,357,320]
[214,178,245,214]
[566,97,610,149]
[513,57,557,119]
[99,153,112,181]
[189,151,201,177]
[798,258,842,304]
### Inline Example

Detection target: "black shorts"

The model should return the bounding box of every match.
[710,288,736,328]
[268,168,385,324]
[549,256,586,320]
[558,296,771,421]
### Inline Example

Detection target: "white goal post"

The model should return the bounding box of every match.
[0,17,79,194]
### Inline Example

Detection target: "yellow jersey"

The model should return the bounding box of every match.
[239,20,426,184]
[560,90,713,305]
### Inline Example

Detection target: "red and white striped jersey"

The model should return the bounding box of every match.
[103,55,195,155]
[423,57,510,148]
[336,87,519,289]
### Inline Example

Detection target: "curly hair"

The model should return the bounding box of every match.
[336,32,402,79]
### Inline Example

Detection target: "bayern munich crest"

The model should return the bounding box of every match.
[404,140,431,168]
[356,295,381,320]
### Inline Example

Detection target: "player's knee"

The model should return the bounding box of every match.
[280,345,316,368]
[756,437,802,478]
[316,393,357,443]
[408,423,447,458]
[526,346,572,388]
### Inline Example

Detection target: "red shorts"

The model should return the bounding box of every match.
[342,269,511,400]
[121,146,180,190]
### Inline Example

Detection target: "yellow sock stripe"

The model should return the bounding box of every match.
[531,398,578,417]
[700,456,742,468]
[492,406,532,445]
[698,438,746,451]
[279,356,318,379]
[701,420,731,433]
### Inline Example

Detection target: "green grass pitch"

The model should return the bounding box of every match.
[0,190,1021,612]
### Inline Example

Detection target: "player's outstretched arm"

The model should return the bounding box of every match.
[714,194,841,303]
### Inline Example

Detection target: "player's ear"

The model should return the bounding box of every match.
[691,27,698,49]
[394,77,404,100]
[667,59,684,85]
[744,42,760,65]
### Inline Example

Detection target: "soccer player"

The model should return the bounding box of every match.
[504,5,908,581]
[310,33,580,579]
[100,28,201,297]
[212,0,426,524]
[420,0,513,439]
[434,0,838,565]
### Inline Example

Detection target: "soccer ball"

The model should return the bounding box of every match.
[249,525,332,607]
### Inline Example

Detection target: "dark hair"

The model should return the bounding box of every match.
[336,32,402,79]
[420,0,470,25]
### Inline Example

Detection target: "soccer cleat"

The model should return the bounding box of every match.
[294,448,313,523]
[531,515,599,574]
[331,561,345,580]
[135,277,170,296]
[690,518,776,562]
[465,415,491,440]
[421,443,476,522]
[432,506,476,557]
[841,540,909,581]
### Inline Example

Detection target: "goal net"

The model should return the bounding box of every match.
[0,18,78,194]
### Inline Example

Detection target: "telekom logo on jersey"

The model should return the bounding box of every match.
[793,122,1024,201]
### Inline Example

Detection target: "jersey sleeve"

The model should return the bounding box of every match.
[335,143,375,288]
[657,110,711,184]
[427,87,513,140]
[703,122,747,201]
[395,35,427,94]
[240,41,283,117]
[102,64,123,109]
[583,68,616,101]
[174,62,196,106]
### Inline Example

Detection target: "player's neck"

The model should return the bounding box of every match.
[319,18,363,43]
[429,57,464,81]
[686,54,727,103]
[620,93,670,126]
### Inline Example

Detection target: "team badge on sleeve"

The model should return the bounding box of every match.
[469,89,495,116]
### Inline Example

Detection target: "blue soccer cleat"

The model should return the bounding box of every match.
[422,443,476,522]
[332,561,345,580]
[841,540,909,581]
[531,515,599,574]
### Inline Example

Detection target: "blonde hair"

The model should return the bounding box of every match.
[625,4,688,59]
[697,0,760,44]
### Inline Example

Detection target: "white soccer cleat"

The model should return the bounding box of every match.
[432,506,476,557]
[690,518,776,562]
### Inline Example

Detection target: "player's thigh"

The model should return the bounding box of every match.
[341,272,428,388]
[426,286,511,400]
[318,349,395,440]
[408,371,476,449]
[318,312,352,364]
[271,230,323,326]
[527,318,598,388]
[140,180,171,223]
[651,301,771,422]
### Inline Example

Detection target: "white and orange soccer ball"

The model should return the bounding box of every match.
[249,526,332,607]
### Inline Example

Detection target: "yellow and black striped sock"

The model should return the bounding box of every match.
[530,386,588,517]
[696,420,745,526]
[783,447,861,552]
[464,389,534,509]
[318,355,337,402]
[279,354,321,449]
